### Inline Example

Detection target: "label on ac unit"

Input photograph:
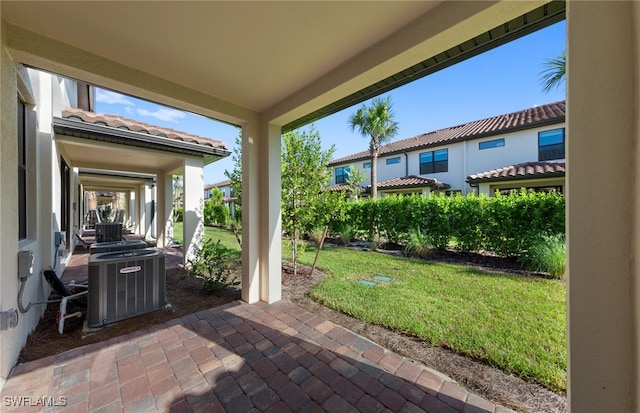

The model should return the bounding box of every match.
[120,266,141,274]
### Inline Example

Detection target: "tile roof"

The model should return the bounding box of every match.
[329,176,450,193]
[328,183,355,192]
[205,179,232,190]
[329,101,565,166]
[375,175,450,190]
[62,107,228,150]
[466,161,565,183]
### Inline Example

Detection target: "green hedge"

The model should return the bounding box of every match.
[328,190,564,257]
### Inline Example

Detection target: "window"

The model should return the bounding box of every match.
[479,138,505,150]
[363,161,371,169]
[60,157,71,250]
[419,149,448,174]
[539,128,565,161]
[18,98,27,239]
[335,166,350,184]
[386,157,401,165]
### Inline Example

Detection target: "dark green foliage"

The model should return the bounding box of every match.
[174,207,184,223]
[187,239,239,292]
[404,227,434,258]
[448,194,484,252]
[327,190,565,258]
[204,189,230,226]
[521,234,566,278]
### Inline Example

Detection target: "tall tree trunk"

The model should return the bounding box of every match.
[371,149,379,199]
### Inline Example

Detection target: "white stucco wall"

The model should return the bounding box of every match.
[466,125,565,176]
[0,54,77,386]
[332,121,566,196]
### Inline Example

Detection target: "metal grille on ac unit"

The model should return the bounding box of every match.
[88,249,166,328]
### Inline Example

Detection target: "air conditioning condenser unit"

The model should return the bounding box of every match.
[88,249,166,328]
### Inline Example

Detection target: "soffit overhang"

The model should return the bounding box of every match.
[1,1,564,132]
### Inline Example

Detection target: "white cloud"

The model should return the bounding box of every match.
[136,107,186,123]
[95,89,135,106]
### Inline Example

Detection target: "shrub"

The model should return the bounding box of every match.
[523,235,566,279]
[187,239,239,292]
[338,223,353,245]
[307,227,326,244]
[404,227,434,259]
[448,194,485,252]
[174,207,184,223]
[326,190,565,258]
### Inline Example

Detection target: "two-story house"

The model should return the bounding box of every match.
[205,179,237,218]
[329,101,565,197]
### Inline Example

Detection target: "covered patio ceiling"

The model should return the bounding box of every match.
[1,1,564,130]
[77,169,155,193]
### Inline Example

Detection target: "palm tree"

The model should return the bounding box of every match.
[540,52,566,94]
[348,96,399,199]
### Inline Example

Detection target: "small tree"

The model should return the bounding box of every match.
[172,175,183,221]
[204,188,229,226]
[224,131,243,220]
[345,164,365,200]
[281,125,335,276]
[348,96,399,199]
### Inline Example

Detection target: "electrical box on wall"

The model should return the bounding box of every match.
[55,231,66,247]
[55,231,66,256]
[17,250,34,280]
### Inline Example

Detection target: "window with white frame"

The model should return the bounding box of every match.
[335,166,350,184]
[538,128,565,161]
[419,149,448,174]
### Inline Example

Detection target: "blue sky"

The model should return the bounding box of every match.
[94,20,566,185]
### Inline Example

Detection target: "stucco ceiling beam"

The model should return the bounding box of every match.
[4,22,255,127]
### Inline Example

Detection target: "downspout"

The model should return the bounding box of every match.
[462,142,468,195]
[404,152,409,176]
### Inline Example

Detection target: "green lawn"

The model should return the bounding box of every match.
[172,222,241,255]
[175,224,567,392]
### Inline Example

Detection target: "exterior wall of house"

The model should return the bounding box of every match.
[332,121,566,196]
[0,47,77,385]
[405,142,466,192]
[466,125,565,176]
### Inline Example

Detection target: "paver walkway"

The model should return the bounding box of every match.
[1,299,513,412]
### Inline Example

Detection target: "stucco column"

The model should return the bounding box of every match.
[567,2,640,411]
[139,184,147,238]
[183,158,204,264]
[155,173,172,248]
[259,122,282,303]
[241,120,282,304]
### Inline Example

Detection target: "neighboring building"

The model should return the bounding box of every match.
[0,66,229,386]
[329,101,566,196]
[205,179,237,218]
[467,161,565,196]
[205,179,233,200]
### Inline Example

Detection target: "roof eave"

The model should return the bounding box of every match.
[53,117,231,164]
[466,171,566,184]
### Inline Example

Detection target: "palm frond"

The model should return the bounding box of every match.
[539,52,566,94]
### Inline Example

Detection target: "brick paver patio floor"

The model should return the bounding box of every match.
[1,299,514,412]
